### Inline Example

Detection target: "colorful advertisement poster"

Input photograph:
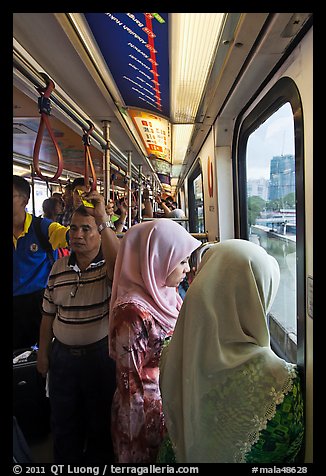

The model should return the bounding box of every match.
[128,109,172,163]
[84,13,170,117]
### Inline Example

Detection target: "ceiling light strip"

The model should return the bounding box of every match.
[170,13,226,124]
[172,124,194,166]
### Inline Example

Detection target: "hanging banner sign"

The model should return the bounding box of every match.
[150,158,172,176]
[157,174,171,191]
[129,109,172,163]
[84,13,170,118]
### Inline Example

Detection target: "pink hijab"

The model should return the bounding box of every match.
[109,218,201,340]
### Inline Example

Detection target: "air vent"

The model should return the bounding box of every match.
[13,123,37,135]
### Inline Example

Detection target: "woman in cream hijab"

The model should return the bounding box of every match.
[159,239,304,463]
[109,218,201,463]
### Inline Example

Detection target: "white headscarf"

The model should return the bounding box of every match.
[160,239,297,463]
[109,219,201,358]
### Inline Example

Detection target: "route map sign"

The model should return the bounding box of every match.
[84,13,170,118]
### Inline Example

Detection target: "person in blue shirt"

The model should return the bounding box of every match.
[13,175,69,349]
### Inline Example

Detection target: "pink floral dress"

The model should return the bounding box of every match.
[110,302,169,463]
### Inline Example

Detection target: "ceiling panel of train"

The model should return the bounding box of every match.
[13,12,312,194]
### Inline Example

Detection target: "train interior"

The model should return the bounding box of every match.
[13,12,313,464]
[13,13,310,201]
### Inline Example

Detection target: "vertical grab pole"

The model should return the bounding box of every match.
[30,163,36,216]
[102,120,111,204]
[138,164,143,222]
[152,176,158,214]
[127,151,132,229]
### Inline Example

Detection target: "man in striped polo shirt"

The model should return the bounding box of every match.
[37,191,120,464]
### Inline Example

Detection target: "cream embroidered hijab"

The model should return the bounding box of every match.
[160,239,297,463]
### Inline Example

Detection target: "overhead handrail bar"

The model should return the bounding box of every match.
[13,47,162,188]
[14,153,81,180]
[14,52,145,181]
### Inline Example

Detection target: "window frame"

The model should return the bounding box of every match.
[188,162,205,234]
[233,76,306,370]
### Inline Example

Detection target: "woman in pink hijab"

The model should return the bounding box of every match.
[109,218,201,463]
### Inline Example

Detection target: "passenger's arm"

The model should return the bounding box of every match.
[37,313,54,377]
[114,203,128,232]
[161,202,172,217]
[155,195,171,217]
[142,188,153,218]
[48,221,70,248]
[85,190,120,280]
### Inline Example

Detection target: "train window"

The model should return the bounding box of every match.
[188,163,205,233]
[246,103,297,361]
[26,180,51,217]
[236,77,305,367]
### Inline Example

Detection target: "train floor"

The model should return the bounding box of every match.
[29,432,54,463]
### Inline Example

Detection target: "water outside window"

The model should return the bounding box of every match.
[246,103,297,350]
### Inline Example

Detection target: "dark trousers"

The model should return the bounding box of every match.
[49,337,116,464]
[13,290,44,350]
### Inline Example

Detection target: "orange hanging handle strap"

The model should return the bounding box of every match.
[33,73,64,182]
[82,120,97,191]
